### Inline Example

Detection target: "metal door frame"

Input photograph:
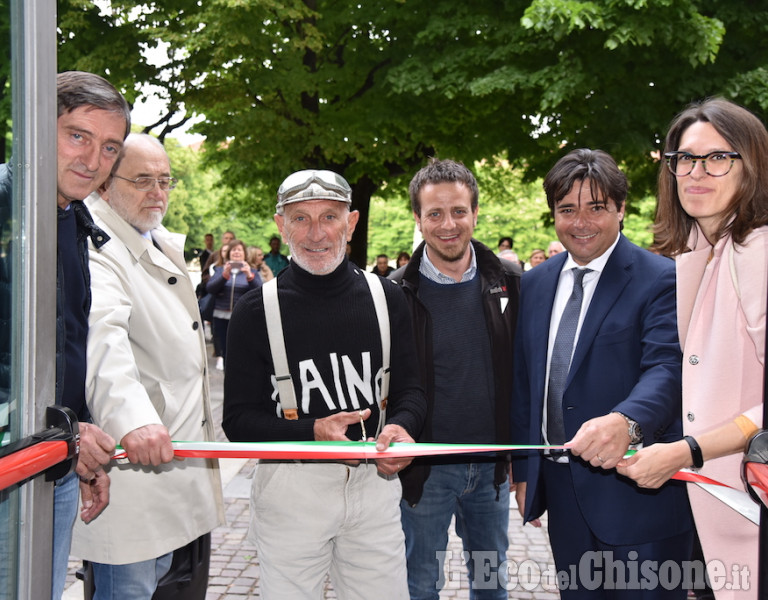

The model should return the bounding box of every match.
[10,1,57,598]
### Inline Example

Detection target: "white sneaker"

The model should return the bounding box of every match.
[216,356,224,371]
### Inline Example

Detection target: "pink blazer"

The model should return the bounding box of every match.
[676,223,767,598]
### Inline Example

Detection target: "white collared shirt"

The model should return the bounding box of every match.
[419,243,478,284]
[542,233,621,447]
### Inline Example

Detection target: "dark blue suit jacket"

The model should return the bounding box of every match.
[511,234,692,546]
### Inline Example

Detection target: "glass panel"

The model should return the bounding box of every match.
[0,0,20,597]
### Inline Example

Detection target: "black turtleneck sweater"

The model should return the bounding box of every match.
[223,258,426,443]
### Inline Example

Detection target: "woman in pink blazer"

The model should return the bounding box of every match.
[618,98,768,599]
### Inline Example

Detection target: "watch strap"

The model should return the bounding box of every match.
[684,435,704,469]
[612,411,643,444]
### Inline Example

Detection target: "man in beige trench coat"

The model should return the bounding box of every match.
[72,134,224,599]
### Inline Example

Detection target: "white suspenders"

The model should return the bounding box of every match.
[262,271,391,437]
[364,271,391,437]
[263,278,298,419]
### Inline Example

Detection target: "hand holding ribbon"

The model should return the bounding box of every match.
[372,424,414,476]
[313,408,372,466]
[567,412,631,470]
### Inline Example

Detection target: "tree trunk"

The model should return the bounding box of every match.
[348,175,377,270]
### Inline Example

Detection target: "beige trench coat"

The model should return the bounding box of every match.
[72,194,224,565]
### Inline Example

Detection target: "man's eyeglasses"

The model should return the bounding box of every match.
[112,174,178,191]
[664,151,742,178]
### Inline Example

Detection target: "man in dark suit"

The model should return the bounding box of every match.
[511,149,692,599]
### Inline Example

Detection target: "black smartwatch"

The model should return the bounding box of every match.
[684,435,704,469]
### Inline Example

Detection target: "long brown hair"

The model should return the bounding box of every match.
[653,98,768,257]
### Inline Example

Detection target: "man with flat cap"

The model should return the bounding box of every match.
[223,169,427,599]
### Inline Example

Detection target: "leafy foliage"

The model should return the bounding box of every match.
[10,0,767,259]
[160,139,281,261]
[388,0,768,193]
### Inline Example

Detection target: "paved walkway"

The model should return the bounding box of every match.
[64,338,558,599]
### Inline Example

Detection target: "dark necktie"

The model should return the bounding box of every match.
[547,267,591,445]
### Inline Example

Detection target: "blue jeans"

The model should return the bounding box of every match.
[400,462,510,600]
[212,317,230,361]
[52,471,79,600]
[92,553,172,600]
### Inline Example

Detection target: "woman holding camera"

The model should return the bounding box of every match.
[206,239,262,369]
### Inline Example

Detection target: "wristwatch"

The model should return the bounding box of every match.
[613,412,643,445]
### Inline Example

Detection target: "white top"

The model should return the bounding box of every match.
[542,232,621,446]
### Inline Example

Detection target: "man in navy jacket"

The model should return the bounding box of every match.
[512,149,692,599]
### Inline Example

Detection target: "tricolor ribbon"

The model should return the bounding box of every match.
[111,441,760,524]
[111,440,564,461]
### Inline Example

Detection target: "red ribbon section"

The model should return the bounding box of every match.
[671,469,731,487]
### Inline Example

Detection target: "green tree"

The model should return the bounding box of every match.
[50,0,768,260]
[387,0,768,192]
[366,194,415,267]
[164,0,446,267]
[473,157,553,258]
[154,139,280,261]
